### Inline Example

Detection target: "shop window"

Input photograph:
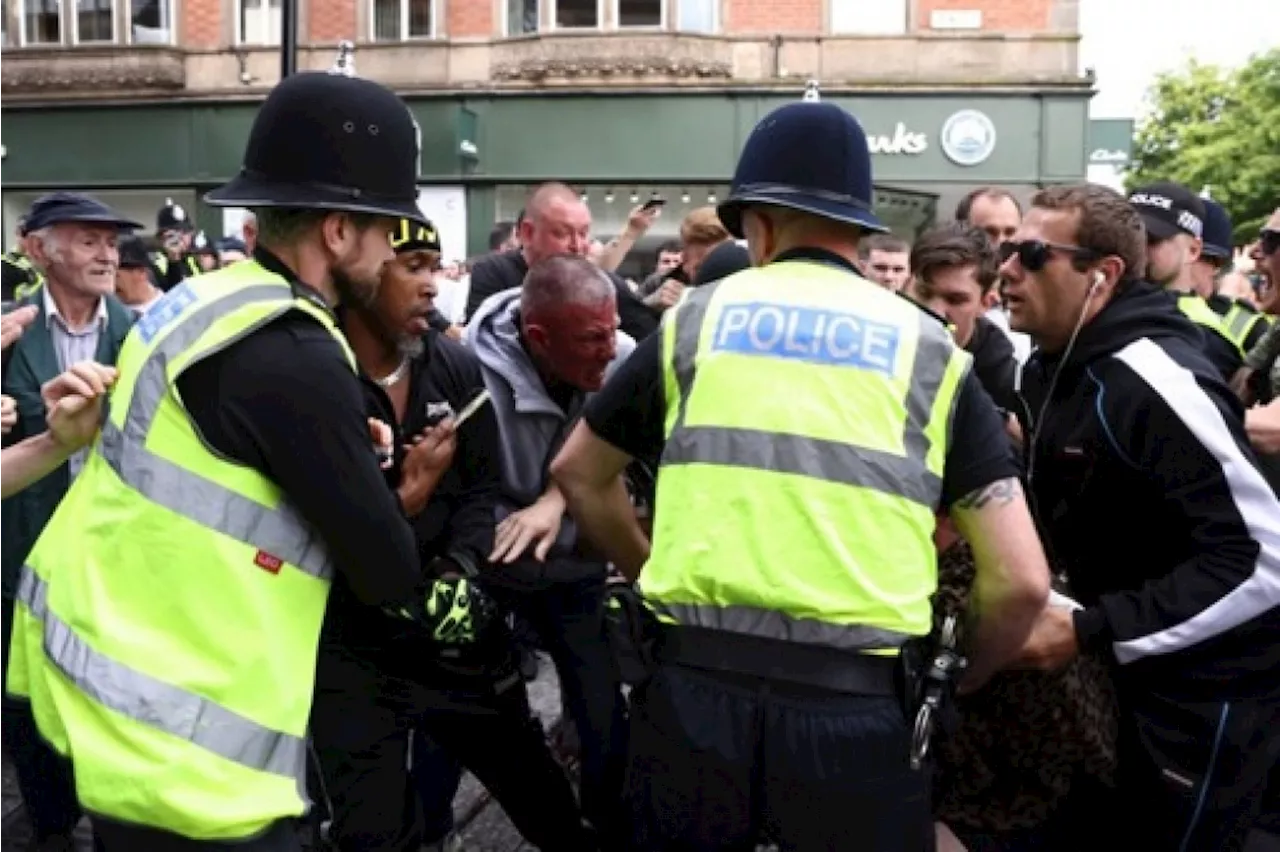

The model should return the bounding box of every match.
[504,0,537,34]
[830,0,906,34]
[616,0,659,27]
[371,0,433,40]
[676,0,715,32]
[21,0,62,44]
[239,0,281,45]
[552,0,597,28]
[129,0,172,43]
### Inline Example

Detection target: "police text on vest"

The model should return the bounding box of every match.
[712,302,900,375]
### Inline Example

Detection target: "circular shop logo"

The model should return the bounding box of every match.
[940,110,997,167]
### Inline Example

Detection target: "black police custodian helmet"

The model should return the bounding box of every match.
[156,197,195,233]
[717,97,886,239]
[205,71,426,224]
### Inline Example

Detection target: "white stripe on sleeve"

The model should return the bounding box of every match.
[1111,337,1280,664]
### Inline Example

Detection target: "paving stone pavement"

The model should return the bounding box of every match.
[2,660,563,852]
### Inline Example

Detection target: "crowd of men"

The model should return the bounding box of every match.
[0,62,1278,852]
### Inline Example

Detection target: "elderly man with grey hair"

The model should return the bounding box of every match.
[2,190,139,850]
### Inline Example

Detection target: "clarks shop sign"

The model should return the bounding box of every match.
[866,110,998,167]
[1087,119,1134,167]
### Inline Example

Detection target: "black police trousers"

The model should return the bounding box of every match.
[1105,690,1280,852]
[624,664,935,852]
[309,648,592,852]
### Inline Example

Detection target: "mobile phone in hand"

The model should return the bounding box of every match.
[641,197,666,213]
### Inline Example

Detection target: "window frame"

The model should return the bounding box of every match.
[500,0,539,37]
[828,0,908,35]
[16,0,66,46]
[548,0,602,31]
[234,0,282,46]
[613,0,663,30]
[368,0,437,42]
[71,0,119,45]
[124,0,175,45]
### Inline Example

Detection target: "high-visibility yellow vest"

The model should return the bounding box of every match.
[1177,292,1243,359]
[6,260,355,840]
[152,252,204,278]
[641,260,972,650]
[1216,299,1269,354]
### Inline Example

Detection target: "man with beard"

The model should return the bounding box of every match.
[5,70,479,850]
[313,217,593,851]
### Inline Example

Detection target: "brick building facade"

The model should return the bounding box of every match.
[0,0,1092,258]
[2,0,1081,100]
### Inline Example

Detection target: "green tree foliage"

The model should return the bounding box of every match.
[1127,49,1280,244]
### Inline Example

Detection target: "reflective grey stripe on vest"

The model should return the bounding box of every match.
[647,599,912,650]
[15,569,307,783]
[1223,306,1261,347]
[97,283,335,580]
[661,280,957,507]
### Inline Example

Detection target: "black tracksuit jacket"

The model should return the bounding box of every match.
[1014,282,1280,702]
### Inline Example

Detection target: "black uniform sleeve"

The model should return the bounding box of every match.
[939,369,1021,509]
[437,341,502,575]
[582,331,665,466]
[1072,355,1280,664]
[177,313,424,606]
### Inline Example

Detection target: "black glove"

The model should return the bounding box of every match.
[424,575,497,644]
[385,562,499,646]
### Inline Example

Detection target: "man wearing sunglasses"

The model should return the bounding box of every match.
[1128,182,1244,381]
[1235,210,1280,409]
[1002,182,1280,852]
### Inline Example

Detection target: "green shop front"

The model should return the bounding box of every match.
[1,89,1089,262]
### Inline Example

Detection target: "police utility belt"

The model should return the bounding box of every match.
[606,585,896,697]
[605,586,965,769]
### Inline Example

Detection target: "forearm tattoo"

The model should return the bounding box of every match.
[954,477,1020,511]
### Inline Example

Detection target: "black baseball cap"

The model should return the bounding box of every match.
[117,235,152,269]
[1199,199,1233,260]
[1128,182,1205,242]
[390,217,441,254]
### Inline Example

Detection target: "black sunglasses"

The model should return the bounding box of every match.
[999,240,1100,272]
[1260,229,1280,256]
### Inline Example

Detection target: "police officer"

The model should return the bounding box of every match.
[1200,199,1270,360]
[549,91,1051,851]
[1129,182,1244,379]
[1,215,44,302]
[152,196,205,290]
[6,65,495,851]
